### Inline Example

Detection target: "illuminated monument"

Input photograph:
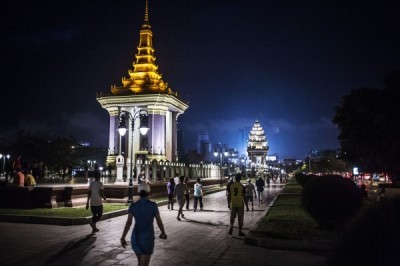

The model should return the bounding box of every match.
[97,0,188,171]
[247,121,269,167]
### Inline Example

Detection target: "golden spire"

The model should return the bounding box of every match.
[143,0,150,29]
[111,0,175,96]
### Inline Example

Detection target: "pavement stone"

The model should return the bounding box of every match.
[0,182,331,265]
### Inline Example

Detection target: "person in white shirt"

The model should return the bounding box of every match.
[86,171,106,233]
[244,178,257,211]
[193,178,203,211]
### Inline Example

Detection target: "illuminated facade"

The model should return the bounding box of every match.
[247,121,269,166]
[97,0,188,166]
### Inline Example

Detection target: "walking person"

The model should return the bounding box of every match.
[167,177,175,210]
[86,170,106,234]
[255,176,265,204]
[245,178,257,211]
[226,177,234,209]
[184,177,190,210]
[193,178,203,211]
[174,176,189,221]
[120,183,167,266]
[229,173,246,236]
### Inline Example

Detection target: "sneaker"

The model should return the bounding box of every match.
[228,227,233,235]
[239,232,245,237]
[93,228,99,233]
[177,217,181,221]
[193,209,196,212]
[182,214,185,218]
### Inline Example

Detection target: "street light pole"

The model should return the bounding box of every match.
[213,143,228,187]
[118,109,149,203]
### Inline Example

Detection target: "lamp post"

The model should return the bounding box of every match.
[241,155,248,178]
[0,154,10,178]
[118,109,149,203]
[213,143,228,187]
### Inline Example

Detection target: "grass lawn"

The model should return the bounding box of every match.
[0,187,226,219]
[254,181,343,241]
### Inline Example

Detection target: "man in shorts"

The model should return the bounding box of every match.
[244,178,257,211]
[173,176,189,221]
[229,173,246,236]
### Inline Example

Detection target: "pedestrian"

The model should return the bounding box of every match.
[24,170,36,187]
[184,177,190,210]
[14,168,25,187]
[229,173,246,236]
[86,170,106,234]
[174,176,189,221]
[255,176,265,204]
[120,183,167,266]
[193,177,203,211]
[244,178,257,211]
[226,177,234,209]
[12,155,22,174]
[167,177,175,210]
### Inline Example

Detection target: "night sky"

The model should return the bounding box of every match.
[2,0,399,159]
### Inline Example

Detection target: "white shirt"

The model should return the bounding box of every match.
[89,180,104,206]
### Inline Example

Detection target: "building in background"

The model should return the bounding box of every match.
[97,1,188,166]
[197,131,211,163]
[247,121,269,167]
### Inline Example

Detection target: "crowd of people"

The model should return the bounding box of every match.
[114,173,271,265]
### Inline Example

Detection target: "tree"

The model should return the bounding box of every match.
[333,70,400,182]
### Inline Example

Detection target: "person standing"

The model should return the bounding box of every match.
[244,178,257,211]
[174,176,189,221]
[255,176,265,204]
[12,155,22,174]
[167,178,175,210]
[14,168,25,187]
[226,177,234,209]
[184,177,190,210]
[120,183,167,266]
[229,173,246,236]
[193,178,203,212]
[86,171,106,234]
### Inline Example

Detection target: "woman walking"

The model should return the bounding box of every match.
[120,183,167,266]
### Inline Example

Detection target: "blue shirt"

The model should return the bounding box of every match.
[129,198,159,248]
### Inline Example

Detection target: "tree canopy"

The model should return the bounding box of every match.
[333,70,400,182]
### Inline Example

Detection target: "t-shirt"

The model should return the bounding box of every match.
[245,182,255,196]
[25,174,36,186]
[89,180,104,206]
[255,179,264,192]
[230,182,245,208]
[193,183,203,197]
[175,183,189,200]
[129,198,159,245]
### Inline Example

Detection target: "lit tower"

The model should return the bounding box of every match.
[97,0,189,165]
[247,121,269,167]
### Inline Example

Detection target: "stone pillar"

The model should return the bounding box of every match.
[115,155,125,183]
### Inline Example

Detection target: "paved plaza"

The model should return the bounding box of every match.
[0,183,329,265]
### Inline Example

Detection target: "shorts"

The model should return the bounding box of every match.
[246,196,253,202]
[177,197,185,207]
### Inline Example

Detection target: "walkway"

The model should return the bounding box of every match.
[0,183,329,265]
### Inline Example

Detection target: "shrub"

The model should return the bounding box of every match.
[295,173,315,187]
[301,175,362,228]
[333,196,400,265]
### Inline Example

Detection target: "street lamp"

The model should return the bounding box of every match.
[213,143,228,187]
[241,155,248,178]
[0,153,10,177]
[118,109,149,203]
